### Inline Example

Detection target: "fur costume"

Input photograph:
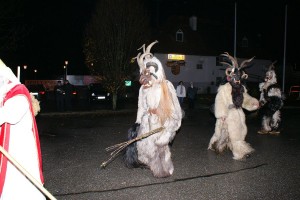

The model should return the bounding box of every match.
[208,53,259,160]
[30,93,41,116]
[258,62,284,135]
[124,41,182,177]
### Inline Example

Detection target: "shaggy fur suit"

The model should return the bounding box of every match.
[125,41,182,178]
[208,83,259,160]
[208,53,260,160]
[258,63,284,134]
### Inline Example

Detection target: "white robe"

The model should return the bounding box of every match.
[0,95,45,200]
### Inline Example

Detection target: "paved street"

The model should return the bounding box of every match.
[37,104,300,200]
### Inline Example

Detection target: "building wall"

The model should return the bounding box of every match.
[155,53,271,94]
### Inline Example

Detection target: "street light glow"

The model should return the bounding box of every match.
[64,60,68,80]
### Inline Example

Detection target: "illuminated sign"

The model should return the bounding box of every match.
[168,54,185,61]
[125,80,132,86]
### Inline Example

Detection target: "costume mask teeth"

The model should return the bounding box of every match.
[234,79,240,84]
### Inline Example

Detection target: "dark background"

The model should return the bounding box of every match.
[2,0,299,80]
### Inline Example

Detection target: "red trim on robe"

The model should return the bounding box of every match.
[0,84,44,195]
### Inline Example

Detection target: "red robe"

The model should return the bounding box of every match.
[0,84,44,195]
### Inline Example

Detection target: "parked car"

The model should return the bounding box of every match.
[26,84,47,102]
[287,85,300,102]
[88,83,111,104]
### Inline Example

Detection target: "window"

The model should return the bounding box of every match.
[176,29,184,42]
[196,64,203,69]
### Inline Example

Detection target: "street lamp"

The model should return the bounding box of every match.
[34,69,37,80]
[64,60,68,80]
[23,65,27,84]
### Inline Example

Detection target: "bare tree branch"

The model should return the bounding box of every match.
[83,0,151,110]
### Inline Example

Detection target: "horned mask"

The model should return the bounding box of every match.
[135,41,165,88]
[220,52,254,86]
[264,61,277,84]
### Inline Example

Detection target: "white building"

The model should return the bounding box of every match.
[155,53,272,94]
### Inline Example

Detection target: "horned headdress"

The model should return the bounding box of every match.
[264,61,277,84]
[220,52,254,83]
[135,41,166,85]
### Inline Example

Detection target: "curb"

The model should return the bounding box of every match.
[38,109,137,117]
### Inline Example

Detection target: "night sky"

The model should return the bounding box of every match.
[3,0,299,79]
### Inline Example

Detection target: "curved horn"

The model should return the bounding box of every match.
[145,40,158,54]
[137,44,146,53]
[135,53,144,69]
[220,61,234,69]
[136,52,153,69]
[241,71,248,79]
[239,56,255,69]
[221,52,238,68]
[225,68,233,76]
[144,41,158,59]
[268,60,277,70]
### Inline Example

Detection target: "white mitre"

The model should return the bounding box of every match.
[0,59,40,115]
[0,59,20,84]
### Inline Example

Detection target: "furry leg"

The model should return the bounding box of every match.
[270,110,281,130]
[149,146,174,178]
[231,140,254,160]
[155,130,175,147]
[262,116,271,132]
[215,126,229,153]
[208,119,223,150]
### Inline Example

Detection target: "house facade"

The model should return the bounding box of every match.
[155,53,272,94]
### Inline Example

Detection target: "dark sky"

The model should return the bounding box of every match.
[13,0,96,79]
[6,0,300,79]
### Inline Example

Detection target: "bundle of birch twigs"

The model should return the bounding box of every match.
[100,126,165,168]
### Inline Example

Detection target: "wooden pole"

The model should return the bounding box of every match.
[0,146,57,200]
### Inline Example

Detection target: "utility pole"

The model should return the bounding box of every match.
[282,3,288,92]
[234,1,237,58]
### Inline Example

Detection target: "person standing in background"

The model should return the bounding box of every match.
[54,80,65,112]
[187,82,198,109]
[176,81,186,107]
[63,80,73,111]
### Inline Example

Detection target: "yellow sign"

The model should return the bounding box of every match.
[168,54,185,61]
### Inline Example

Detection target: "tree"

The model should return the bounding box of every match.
[83,0,151,110]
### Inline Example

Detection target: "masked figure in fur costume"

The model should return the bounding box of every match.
[257,62,284,135]
[124,41,182,178]
[208,53,259,160]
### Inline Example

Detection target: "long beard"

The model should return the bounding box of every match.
[156,81,172,124]
[230,82,244,108]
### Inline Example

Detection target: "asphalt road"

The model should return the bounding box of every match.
[37,105,300,200]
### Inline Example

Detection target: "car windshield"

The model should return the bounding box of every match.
[89,84,106,92]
